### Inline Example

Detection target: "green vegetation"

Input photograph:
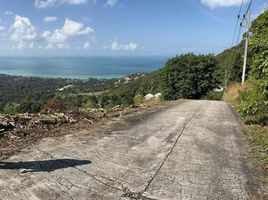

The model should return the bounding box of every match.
[215,43,244,85]
[98,71,161,108]
[96,54,221,107]
[0,74,66,113]
[247,125,268,168]
[133,94,144,105]
[206,90,224,101]
[0,74,117,113]
[160,54,219,100]
[3,102,20,114]
[236,11,268,126]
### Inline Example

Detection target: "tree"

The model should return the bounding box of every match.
[160,53,219,100]
[215,43,244,85]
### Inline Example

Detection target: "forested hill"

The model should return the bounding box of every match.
[0,74,117,113]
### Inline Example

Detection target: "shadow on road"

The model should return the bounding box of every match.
[0,159,91,173]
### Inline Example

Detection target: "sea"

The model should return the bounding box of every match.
[0,56,168,79]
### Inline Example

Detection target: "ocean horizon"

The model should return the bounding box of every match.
[0,56,168,79]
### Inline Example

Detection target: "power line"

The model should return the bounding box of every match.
[232,0,245,46]
[241,0,253,24]
[262,1,268,12]
[238,0,245,14]
[235,0,253,45]
[245,0,253,16]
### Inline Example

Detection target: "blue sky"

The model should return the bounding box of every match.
[0,0,266,56]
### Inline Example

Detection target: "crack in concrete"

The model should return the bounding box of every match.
[142,103,202,193]
[39,176,73,200]
[122,188,158,200]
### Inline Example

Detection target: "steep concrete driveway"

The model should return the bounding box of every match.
[0,100,260,199]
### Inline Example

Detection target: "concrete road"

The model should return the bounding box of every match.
[0,100,261,200]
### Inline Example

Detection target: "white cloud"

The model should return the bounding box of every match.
[0,26,5,31]
[42,30,66,43]
[104,0,119,7]
[61,18,93,36]
[42,18,94,44]
[111,41,138,51]
[35,0,88,8]
[43,16,58,22]
[11,15,37,41]
[45,43,55,49]
[83,41,91,49]
[57,43,70,49]
[42,18,93,49]
[12,41,35,50]
[4,11,13,15]
[40,43,69,49]
[201,0,247,8]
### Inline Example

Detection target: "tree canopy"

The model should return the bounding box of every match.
[160,54,219,100]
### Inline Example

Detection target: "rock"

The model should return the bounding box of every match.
[0,117,15,130]
[144,93,162,101]
[154,93,162,99]
[145,94,155,101]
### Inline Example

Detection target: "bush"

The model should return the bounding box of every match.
[18,100,42,113]
[236,79,268,125]
[206,91,224,101]
[3,102,20,114]
[83,99,96,109]
[133,94,144,105]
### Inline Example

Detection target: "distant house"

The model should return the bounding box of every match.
[57,85,73,92]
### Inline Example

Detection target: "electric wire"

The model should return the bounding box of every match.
[235,0,253,45]
[232,0,244,46]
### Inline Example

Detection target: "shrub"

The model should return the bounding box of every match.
[236,79,268,125]
[19,100,42,113]
[3,102,20,114]
[206,91,224,101]
[133,94,144,105]
[83,100,96,109]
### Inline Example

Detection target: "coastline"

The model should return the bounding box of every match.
[0,56,167,80]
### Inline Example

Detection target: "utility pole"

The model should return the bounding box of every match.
[241,11,251,85]
[224,69,228,90]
